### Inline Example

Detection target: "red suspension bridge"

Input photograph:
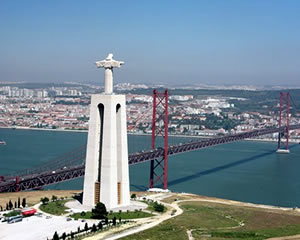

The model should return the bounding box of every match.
[0,91,299,193]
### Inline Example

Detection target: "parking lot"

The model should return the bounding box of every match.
[0,213,97,240]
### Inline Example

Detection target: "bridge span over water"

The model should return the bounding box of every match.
[0,90,299,193]
[1,124,299,193]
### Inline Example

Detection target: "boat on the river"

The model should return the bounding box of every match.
[0,140,6,145]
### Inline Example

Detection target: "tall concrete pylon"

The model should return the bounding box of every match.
[82,53,130,209]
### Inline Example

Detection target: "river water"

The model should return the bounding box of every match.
[1,128,300,208]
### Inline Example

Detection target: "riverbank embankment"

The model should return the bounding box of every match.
[1,126,299,143]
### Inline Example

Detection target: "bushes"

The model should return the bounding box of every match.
[131,193,137,200]
[41,197,49,205]
[51,195,58,202]
[153,202,165,212]
[4,210,21,217]
[146,201,166,213]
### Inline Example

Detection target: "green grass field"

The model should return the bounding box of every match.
[39,200,69,215]
[121,201,300,240]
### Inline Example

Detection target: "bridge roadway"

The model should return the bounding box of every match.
[1,124,300,192]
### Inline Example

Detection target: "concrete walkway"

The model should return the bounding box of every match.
[83,193,183,240]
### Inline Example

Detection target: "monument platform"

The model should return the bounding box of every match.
[276,149,290,154]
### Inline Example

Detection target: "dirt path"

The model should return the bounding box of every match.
[186,214,245,240]
[186,229,194,240]
[267,235,300,240]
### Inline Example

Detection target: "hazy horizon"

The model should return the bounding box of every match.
[1,1,300,86]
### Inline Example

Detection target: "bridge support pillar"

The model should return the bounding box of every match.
[149,89,169,190]
[16,176,19,192]
[277,92,290,154]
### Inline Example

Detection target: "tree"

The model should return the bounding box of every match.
[84,222,89,232]
[41,197,49,205]
[97,221,103,230]
[22,198,26,208]
[61,232,66,240]
[53,231,59,240]
[91,224,97,232]
[91,202,108,219]
[8,200,13,210]
[80,211,86,216]
[51,195,57,202]
[18,197,21,208]
[112,216,117,226]
[131,193,137,200]
[153,202,165,212]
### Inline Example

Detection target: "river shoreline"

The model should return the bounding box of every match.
[0,189,298,214]
[1,126,299,143]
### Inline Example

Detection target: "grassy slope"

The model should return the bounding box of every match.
[121,201,300,240]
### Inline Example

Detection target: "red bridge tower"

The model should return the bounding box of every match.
[149,89,169,189]
[277,92,290,153]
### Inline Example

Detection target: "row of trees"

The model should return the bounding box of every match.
[49,202,126,239]
[0,197,26,211]
[41,195,65,205]
[51,217,122,240]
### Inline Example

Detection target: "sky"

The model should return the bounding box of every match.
[0,0,300,86]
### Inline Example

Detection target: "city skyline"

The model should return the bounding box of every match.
[0,1,300,86]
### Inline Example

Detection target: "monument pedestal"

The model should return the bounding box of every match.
[83,94,130,210]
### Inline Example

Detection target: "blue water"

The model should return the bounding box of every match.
[1,128,300,208]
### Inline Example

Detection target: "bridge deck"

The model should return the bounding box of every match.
[1,124,299,192]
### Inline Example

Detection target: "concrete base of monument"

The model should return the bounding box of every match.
[276,149,290,154]
[109,201,147,212]
[65,200,93,213]
[148,188,170,193]
[66,200,147,213]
